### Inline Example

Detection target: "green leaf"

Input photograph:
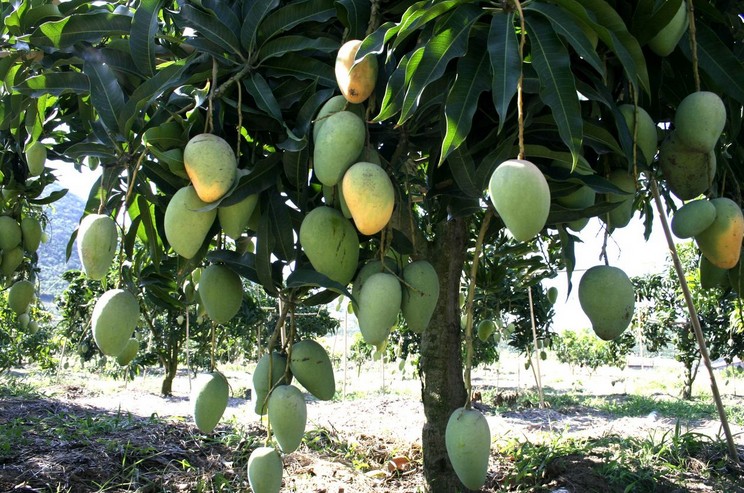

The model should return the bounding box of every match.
[286,269,353,300]
[84,58,126,134]
[524,15,582,167]
[257,0,336,45]
[265,193,296,262]
[258,35,337,61]
[446,145,481,198]
[206,250,261,285]
[524,3,604,76]
[28,12,131,48]
[261,53,336,87]
[220,154,281,207]
[392,0,464,50]
[630,0,682,46]
[679,25,744,105]
[130,0,162,77]
[283,148,310,193]
[178,4,243,56]
[256,205,279,294]
[335,0,370,40]
[488,12,520,135]
[293,87,333,137]
[241,0,279,52]
[28,188,68,205]
[372,52,411,123]
[244,72,284,123]
[357,21,400,59]
[440,43,490,165]
[398,4,482,125]
[14,72,90,97]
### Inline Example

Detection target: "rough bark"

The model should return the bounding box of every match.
[420,216,469,492]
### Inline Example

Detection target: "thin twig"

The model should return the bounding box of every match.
[514,0,527,160]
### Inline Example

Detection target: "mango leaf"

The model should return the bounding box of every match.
[294,87,333,137]
[20,4,63,32]
[524,3,604,76]
[440,42,490,165]
[446,145,481,198]
[261,53,335,87]
[14,72,89,96]
[27,187,67,205]
[488,12,520,135]
[202,0,241,40]
[398,4,482,125]
[287,269,353,300]
[524,15,582,168]
[283,148,310,193]
[357,21,400,59]
[630,0,682,46]
[130,0,162,77]
[257,0,336,45]
[265,193,296,262]
[557,225,577,296]
[241,0,279,52]
[84,58,125,134]
[256,205,280,294]
[220,154,281,207]
[244,72,283,123]
[335,0,370,40]
[679,25,744,105]
[257,35,337,62]
[206,250,261,285]
[178,4,243,56]
[392,0,464,50]
[27,12,131,48]
[372,52,411,123]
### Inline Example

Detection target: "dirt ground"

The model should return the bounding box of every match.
[2,353,744,492]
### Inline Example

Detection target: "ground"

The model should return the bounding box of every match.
[1,352,744,492]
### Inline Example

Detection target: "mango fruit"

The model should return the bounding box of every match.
[728,253,744,295]
[578,265,635,341]
[618,104,657,164]
[445,407,491,491]
[313,110,365,186]
[92,289,140,357]
[164,186,217,259]
[352,258,398,303]
[253,352,291,415]
[603,170,636,229]
[289,339,335,401]
[299,206,359,285]
[192,371,229,434]
[1,247,23,278]
[674,91,726,153]
[0,216,21,250]
[335,39,378,104]
[267,384,307,453]
[700,255,729,290]
[77,214,118,280]
[25,141,47,177]
[247,447,283,493]
[670,199,716,239]
[21,217,42,253]
[400,260,439,333]
[183,133,237,203]
[547,286,559,305]
[342,162,394,235]
[552,160,595,231]
[659,132,716,200]
[116,337,139,366]
[8,280,35,314]
[313,95,365,142]
[27,320,38,334]
[18,313,30,329]
[357,272,402,349]
[218,193,259,240]
[488,159,550,242]
[477,319,497,342]
[198,264,243,324]
[648,0,688,56]
[695,197,744,269]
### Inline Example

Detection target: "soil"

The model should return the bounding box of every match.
[2,356,744,492]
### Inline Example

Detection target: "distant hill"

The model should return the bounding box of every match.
[37,187,85,302]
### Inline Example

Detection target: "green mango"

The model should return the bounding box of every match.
[648,0,688,56]
[25,141,47,177]
[116,338,139,366]
[0,216,21,250]
[357,272,401,349]
[313,111,365,186]
[578,265,635,341]
[299,206,359,285]
[218,193,259,240]
[253,352,291,415]
[164,186,217,259]
[351,258,398,305]
[659,132,716,201]
[489,159,550,242]
[21,217,42,253]
[1,246,23,278]
[267,384,307,453]
[400,260,439,333]
[289,339,335,401]
[198,265,243,324]
[312,95,365,142]
[700,255,730,290]
[618,104,658,164]
[445,407,491,490]
[183,133,237,203]
[670,199,716,239]
[603,170,636,229]
[477,319,496,342]
[547,286,559,305]
[192,371,229,434]
[77,214,118,280]
[675,91,726,153]
[92,289,140,357]
[8,280,35,314]
[247,447,283,493]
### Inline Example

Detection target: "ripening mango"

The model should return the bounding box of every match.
[342,162,394,235]
[183,133,237,203]
[335,39,378,104]
[695,197,744,269]
[578,265,635,341]
[445,407,491,490]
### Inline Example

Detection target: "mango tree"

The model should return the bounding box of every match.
[2,0,744,490]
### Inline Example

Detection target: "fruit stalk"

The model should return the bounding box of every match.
[527,286,545,408]
[649,176,738,462]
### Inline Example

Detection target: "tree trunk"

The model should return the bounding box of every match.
[420,216,469,492]
[161,344,179,396]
